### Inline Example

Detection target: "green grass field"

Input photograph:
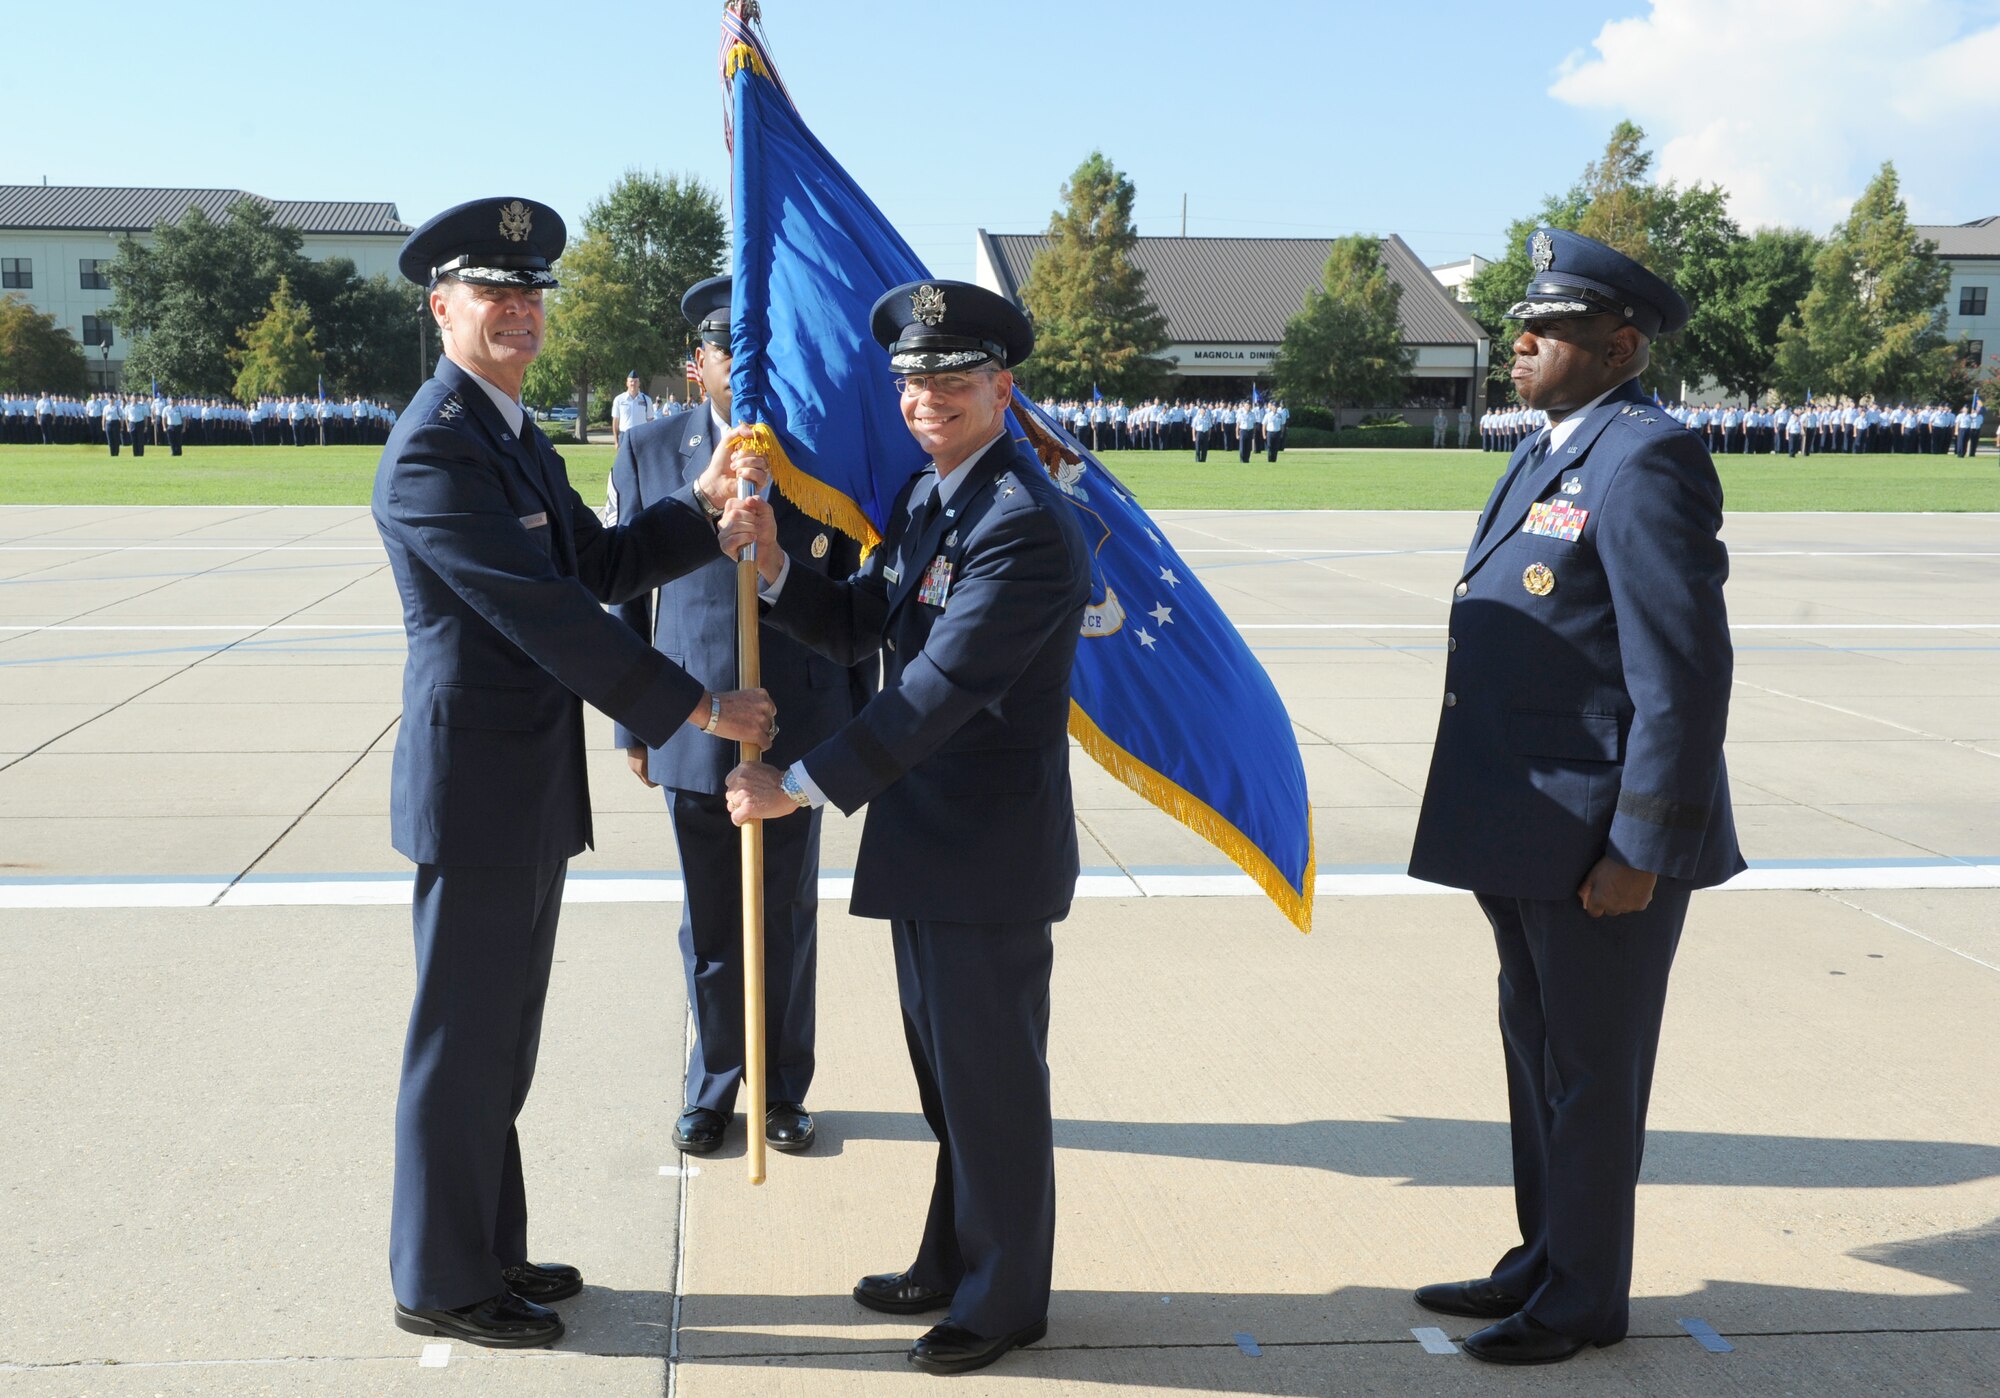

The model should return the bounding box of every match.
[1,442,1994,512]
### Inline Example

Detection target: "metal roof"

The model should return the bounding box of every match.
[1914,216,2000,260]
[0,186,410,236]
[977,231,1486,347]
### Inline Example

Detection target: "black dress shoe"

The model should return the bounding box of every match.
[501,1260,583,1304]
[765,1101,816,1153]
[673,1107,728,1155]
[908,1317,1048,1375]
[1463,1311,1609,1365]
[1413,1277,1527,1319]
[394,1290,563,1349]
[853,1269,954,1315]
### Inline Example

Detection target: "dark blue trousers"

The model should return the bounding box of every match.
[1478,883,1689,1342]
[391,860,565,1311]
[669,789,820,1114]
[894,917,1056,1338]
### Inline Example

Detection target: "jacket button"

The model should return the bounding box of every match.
[1454,582,1468,597]
[1447,637,1457,653]
[1443,692,1458,707]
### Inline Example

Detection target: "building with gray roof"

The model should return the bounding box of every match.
[1914,216,1997,371]
[974,231,1491,416]
[0,186,412,390]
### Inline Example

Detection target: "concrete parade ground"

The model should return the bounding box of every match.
[1,504,1996,1396]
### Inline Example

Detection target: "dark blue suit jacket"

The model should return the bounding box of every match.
[1409,378,1745,899]
[763,435,1092,925]
[607,406,874,792]
[372,358,721,867]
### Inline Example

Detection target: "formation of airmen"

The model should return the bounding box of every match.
[1036,395,1292,462]
[0,390,399,454]
[1667,399,1986,456]
[1483,397,1987,457]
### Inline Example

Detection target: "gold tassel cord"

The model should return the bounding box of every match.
[741,422,881,554]
[1069,701,1316,933]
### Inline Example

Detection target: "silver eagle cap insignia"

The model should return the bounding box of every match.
[911,283,947,326]
[498,200,533,243]
[1531,230,1554,273]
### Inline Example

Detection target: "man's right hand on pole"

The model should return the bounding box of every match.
[688,688,778,747]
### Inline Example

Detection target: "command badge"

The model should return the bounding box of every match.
[810,532,829,559]
[498,200,533,242]
[911,283,947,326]
[1523,563,1555,596]
[1562,476,1583,495]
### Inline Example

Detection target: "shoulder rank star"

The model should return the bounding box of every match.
[436,395,463,423]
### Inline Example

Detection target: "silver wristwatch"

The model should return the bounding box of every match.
[702,693,723,734]
[780,768,812,808]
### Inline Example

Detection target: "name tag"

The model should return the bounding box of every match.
[884,565,901,585]
[519,512,548,529]
[1522,500,1588,542]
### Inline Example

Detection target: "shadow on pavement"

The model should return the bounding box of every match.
[799,1109,2000,1189]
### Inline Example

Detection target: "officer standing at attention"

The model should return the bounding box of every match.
[608,275,874,1157]
[1406,228,1743,1366]
[372,197,775,1351]
[611,370,653,447]
[720,280,1090,1377]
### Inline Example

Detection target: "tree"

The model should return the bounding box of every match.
[524,232,652,442]
[1273,236,1413,416]
[1017,151,1170,399]
[0,294,89,394]
[585,169,727,372]
[1773,163,1955,402]
[1464,122,1820,402]
[293,259,427,400]
[112,199,307,394]
[231,276,324,401]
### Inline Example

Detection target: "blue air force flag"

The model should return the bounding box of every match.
[721,14,1314,928]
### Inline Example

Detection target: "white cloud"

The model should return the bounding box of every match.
[1550,0,2000,233]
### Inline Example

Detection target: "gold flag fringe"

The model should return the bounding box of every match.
[742,422,882,554]
[723,42,770,81]
[1069,701,1316,933]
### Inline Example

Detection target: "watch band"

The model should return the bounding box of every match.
[703,694,722,734]
[780,768,812,808]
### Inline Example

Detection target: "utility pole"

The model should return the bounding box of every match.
[1181,193,1188,238]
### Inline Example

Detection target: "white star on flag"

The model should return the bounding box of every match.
[1144,528,1160,544]
[1159,567,1180,587]
[1137,629,1158,650]
[1149,602,1173,626]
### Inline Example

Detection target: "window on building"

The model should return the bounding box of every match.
[79,259,111,290]
[1962,286,1989,317]
[1,258,30,289]
[86,364,119,392]
[82,316,113,349]
[1968,340,1986,365]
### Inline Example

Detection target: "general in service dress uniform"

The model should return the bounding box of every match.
[721,281,1091,1377]
[373,197,773,1350]
[1407,228,1745,1366]
[609,275,874,1158]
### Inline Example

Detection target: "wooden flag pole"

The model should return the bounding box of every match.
[736,478,769,1186]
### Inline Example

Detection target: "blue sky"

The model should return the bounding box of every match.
[10,1,1996,278]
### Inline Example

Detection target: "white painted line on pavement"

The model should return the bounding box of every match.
[1412,1326,1458,1355]
[0,624,398,633]
[660,1165,702,1178]
[5,861,1996,911]
[418,1342,450,1368]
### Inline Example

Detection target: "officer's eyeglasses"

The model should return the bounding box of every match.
[894,371,996,397]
